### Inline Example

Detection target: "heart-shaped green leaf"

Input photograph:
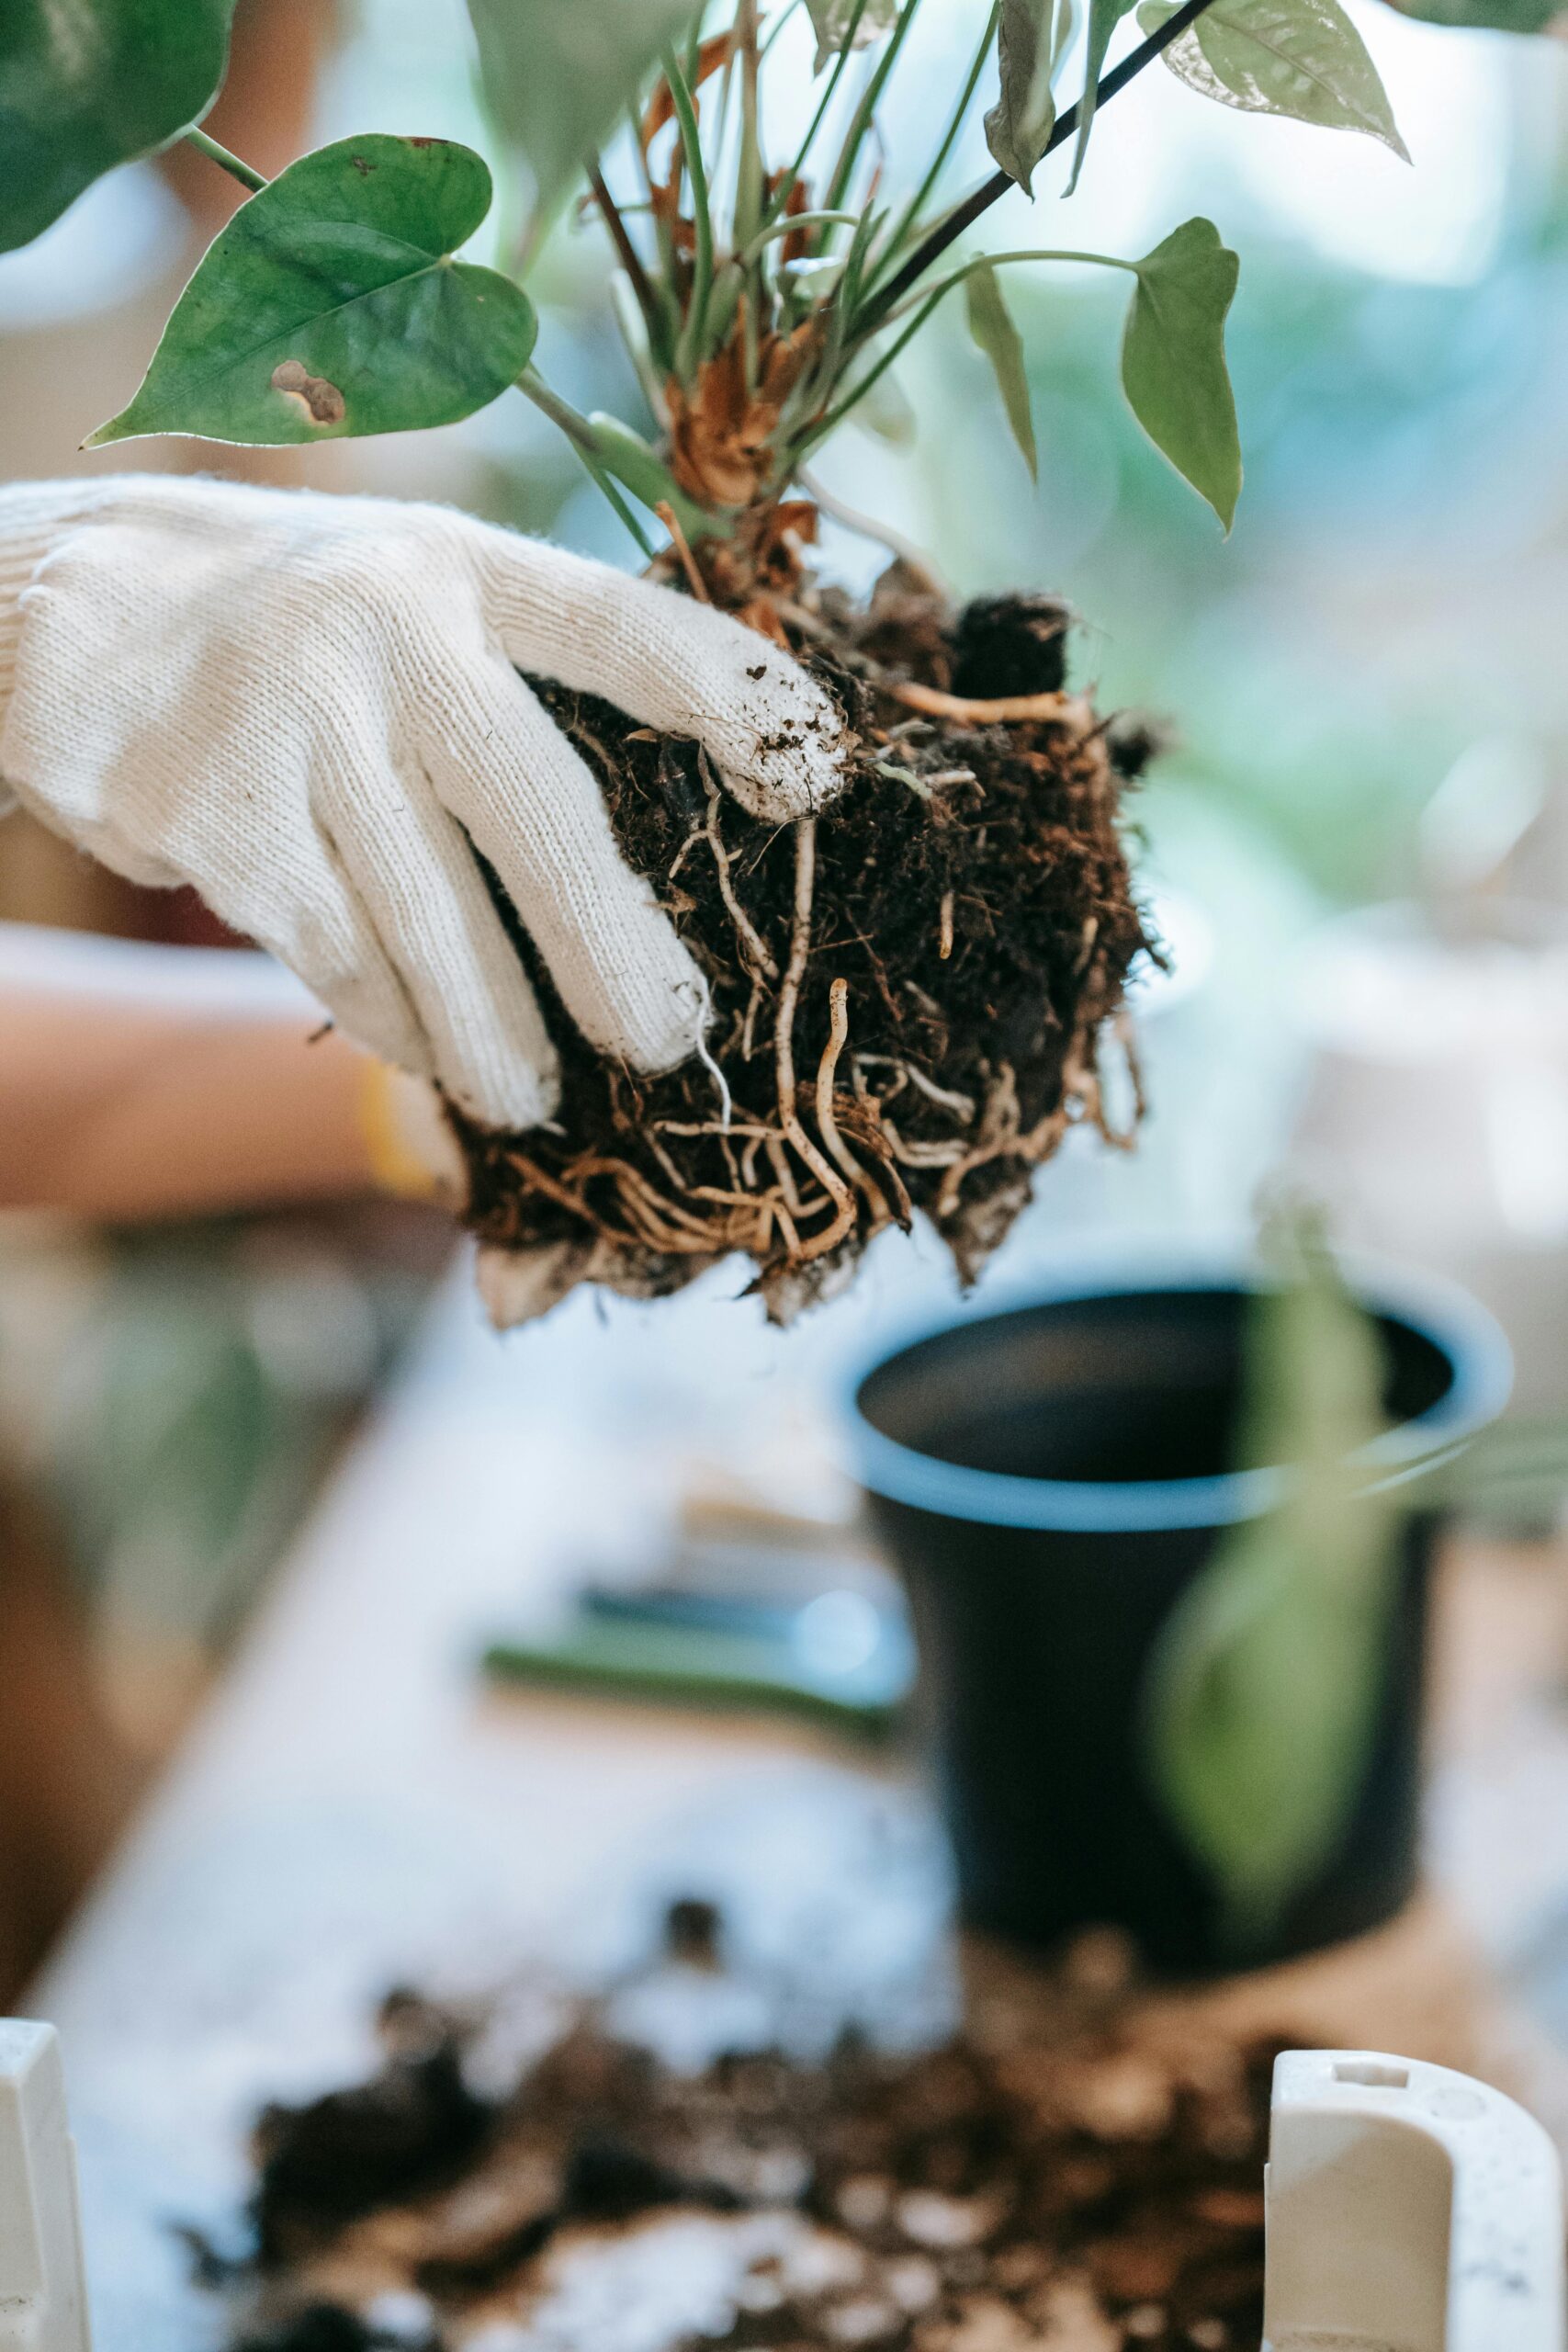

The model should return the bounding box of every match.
[86,137,536,447]
[1138,0,1408,157]
[0,0,238,254]
[1144,1216,1404,1951]
[467,0,701,223]
[1121,217,1241,528]
[985,0,1069,193]
[966,263,1038,479]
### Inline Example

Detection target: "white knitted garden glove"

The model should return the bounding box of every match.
[0,476,849,1127]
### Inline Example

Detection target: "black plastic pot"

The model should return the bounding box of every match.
[849,1257,1510,1976]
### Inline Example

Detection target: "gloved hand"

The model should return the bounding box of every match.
[0,477,849,1128]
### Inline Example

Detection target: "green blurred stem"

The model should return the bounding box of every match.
[629,103,680,296]
[740,209,862,261]
[663,49,716,378]
[761,0,873,233]
[823,0,924,221]
[794,285,946,456]
[879,2,998,269]
[581,455,659,560]
[803,203,883,412]
[798,245,1132,459]
[761,0,806,56]
[183,128,268,193]
[736,0,766,249]
[588,162,663,349]
[515,369,658,560]
[878,243,1135,328]
[861,0,1220,331]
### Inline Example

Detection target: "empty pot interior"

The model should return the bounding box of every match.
[857,1288,1455,1486]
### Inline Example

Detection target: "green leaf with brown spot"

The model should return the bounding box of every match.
[85,135,536,448]
[0,0,238,254]
[1137,0,1408,158]
[1121,217,1242,528]
[966,263,1038,479]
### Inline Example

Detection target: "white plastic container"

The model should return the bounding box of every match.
[0,2023,90,2352]
[1265,2050,1564,2350]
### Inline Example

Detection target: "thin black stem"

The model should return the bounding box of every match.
[588,161,660,334]
[184,127,268,193]
[863,0,1220,329]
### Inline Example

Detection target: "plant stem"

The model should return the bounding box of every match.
[862,0,1221,328]
[736,0,766,248]
[517,371,659,560]
[517,367,600,451]
[761,0,874,232]
[823,0,924,220]
[581,455,660,561]
[797,466,949,591]
[184,127,268,193]
[761,0,805,56]
[588,162,661,341]
[799,242,1134,460]
[739,209,863,262]
[796,283,948,452]
[876,241,1134,328]
[664,49,716,378]
[879,1,998,267]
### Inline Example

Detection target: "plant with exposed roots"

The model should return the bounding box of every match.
[3,0,1538,1313]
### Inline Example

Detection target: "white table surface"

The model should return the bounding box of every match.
[27,1255,957,2349]
[26,1248,1568,2350]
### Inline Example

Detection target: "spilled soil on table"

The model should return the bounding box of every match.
[198,1905,1276,2352]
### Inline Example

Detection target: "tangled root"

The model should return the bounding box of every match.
[452,570,1158,1326]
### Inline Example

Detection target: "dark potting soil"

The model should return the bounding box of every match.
[207,1907,1280,2352]
[451,574,1156,1324]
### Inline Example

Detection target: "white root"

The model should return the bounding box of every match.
[773,820,857,1262]
[856,1055,973,1121]
[700,750,779,980]
[880,1116,968,1170]
[815,978,895,1225]
[891,680,1093,728]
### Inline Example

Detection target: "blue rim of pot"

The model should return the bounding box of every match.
[845,1243,1514,1534]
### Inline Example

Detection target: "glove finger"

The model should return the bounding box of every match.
[416,650,707,1076]
[13,761,440,1090]
[314,722,559,1129]
[473,533,851,824]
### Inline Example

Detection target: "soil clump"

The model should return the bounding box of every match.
[454,571,1156,1323]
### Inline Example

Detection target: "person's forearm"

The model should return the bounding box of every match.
[0,993,388,1218]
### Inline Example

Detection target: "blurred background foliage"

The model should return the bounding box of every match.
[4,0,1568,1754]
[297,0,1568,905]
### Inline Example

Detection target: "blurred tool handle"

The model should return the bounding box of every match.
[1265,2048,1564,2352]
[0,2022,91,2352]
